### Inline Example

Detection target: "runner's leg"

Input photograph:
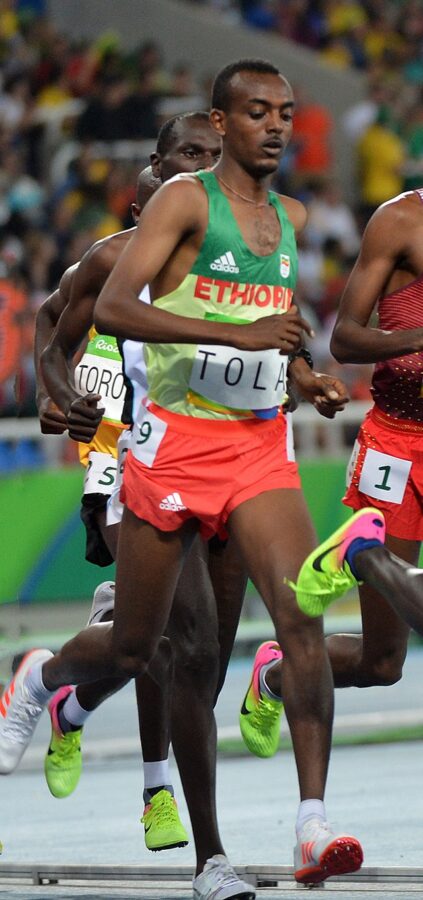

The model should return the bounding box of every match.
[41,510,197,689]
[228,489,333,800]
[167,535,223,872]
[207,536,248,702]
[325,534,418,687]
[350,542,423,637]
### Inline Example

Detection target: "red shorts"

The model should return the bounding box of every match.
[121,404,300,540]
[343,406,423,540]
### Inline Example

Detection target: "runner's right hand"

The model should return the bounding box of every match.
[67,394,105,443]
[235,306,314,353]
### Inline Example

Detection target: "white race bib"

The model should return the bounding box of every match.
[358,448,412,504]
[115,429,132,487]
[130,406,168,468]
[83,451,117,496]
[106,430,132,526]
[74,353,125,424]
[189,345,287,410]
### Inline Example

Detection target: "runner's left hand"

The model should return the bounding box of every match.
[293,371,349,418]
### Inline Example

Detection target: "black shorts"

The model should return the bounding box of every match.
[80,493,114,567]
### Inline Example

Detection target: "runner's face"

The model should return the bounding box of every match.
[211,71,294,177]
[151,119,222,182]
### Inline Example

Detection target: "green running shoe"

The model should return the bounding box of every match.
[44,686,82,799]
[141,789,189,851]
[239,641,283,758]
[285,508,386,618]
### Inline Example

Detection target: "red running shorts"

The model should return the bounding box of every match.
[121,403,300,540]
[344,406,423,540]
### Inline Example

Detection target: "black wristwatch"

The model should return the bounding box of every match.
[288,347,314,370]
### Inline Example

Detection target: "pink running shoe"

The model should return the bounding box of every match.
[44,686,83,798]
[286,508,386,617]
[239,641,283,758]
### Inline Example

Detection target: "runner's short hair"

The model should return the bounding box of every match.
[211,59,281,111]
[156,111,210,156]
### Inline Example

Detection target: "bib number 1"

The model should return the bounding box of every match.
[358,448,412,504]
[374,465,391,491]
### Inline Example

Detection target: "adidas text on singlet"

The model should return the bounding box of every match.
[144,171,298,421]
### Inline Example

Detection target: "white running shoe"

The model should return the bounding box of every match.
[0,648,53,774]
[87,581,115,626]
[193,854,256,900]
[294,817,363,885]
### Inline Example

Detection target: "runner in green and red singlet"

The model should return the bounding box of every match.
[0,60,370,896]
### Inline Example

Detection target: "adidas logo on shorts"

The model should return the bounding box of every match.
[159,492,187,511]
[210,251,239,273]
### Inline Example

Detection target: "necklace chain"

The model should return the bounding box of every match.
[217,176,269,208]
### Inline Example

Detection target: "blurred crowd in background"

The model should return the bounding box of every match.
[1,0,422,468]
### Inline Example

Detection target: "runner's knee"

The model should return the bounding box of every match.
[174,633,219,684]
[113,635,160,679]
[274,610,324,659]
[360,650,405,687]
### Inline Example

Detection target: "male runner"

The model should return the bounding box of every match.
[31,113,256,899]
[330,188,423,686]
[238,187,423,762]
[0,60,364,891]
[34,167,187,853]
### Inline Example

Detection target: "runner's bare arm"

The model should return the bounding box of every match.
[94,179,312,353]
[41,248,111,417]
[34,266,77,433]
[288,357,349,418]
[331,203,423,363]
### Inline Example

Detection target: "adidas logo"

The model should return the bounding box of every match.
[210,251,239,273]
[159,492,187,511]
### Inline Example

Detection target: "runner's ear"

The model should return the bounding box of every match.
[150,152,161,179]
[210,108,226,137]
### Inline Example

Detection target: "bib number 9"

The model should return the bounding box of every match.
[136,421,152,445]
[131,407,168,467]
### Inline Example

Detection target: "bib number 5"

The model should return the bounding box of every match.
[84,451,117,495]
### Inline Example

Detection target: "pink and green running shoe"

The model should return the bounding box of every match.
[286,508,386,618]
[239,641,283,758]
[44,686,82,799]
[141,789,189,851]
